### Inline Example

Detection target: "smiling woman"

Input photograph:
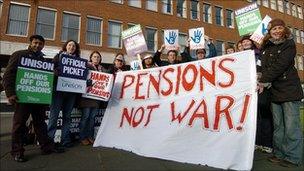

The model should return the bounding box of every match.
[259,18,304,167]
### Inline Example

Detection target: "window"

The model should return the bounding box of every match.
[177,0,187,18]
[110,0,123,4]
[179,33,187,52]
[262,0,269,7]
[277,0,284,12]
[108,21,122,48]
[270,0,277,10]
[146,0,157,11]
[0,0,3,17]
[297,6,303,19]
[295,28,300,43]
[288,26,293,35]
[215,40,224,56]
[284,0,290,15]
[7,3,30,36]
[190,0,199,20]
[301,31,304,44]
[36,8,56,39]
[291,3,297,17]
[297,55,303,71]
[145,27,157,52]
[86,17,102,45]
[128,0,141,8]
[203,3,212,23]
[162,0,172,14]
[61,12,80,42]
[215,6,223,26]
[226,9,234,28]
[127,23,136,28]
[254,0,262,5]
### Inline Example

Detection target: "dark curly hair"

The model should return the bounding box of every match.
[62,40,81,57]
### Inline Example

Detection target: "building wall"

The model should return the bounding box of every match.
[0,0,303,80]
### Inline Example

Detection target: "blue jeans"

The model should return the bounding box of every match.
[47,91,76,145]
[79,108,99,140]
[271,101,303,165]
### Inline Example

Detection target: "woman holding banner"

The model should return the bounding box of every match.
[258,18,303,167]
[47,40,81,149]
[78,51,106,145]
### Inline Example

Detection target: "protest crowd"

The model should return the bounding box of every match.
[1,14,303,170]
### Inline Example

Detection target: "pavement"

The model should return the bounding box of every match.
[1,112,303,171]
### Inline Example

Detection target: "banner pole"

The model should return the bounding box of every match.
[137,54,143,70]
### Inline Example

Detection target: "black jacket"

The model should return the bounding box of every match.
[260,38,303,102]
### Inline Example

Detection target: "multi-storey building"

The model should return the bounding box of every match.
[0,0,303,82]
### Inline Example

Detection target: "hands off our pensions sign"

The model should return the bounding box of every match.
[235,3,262,36]
[16,57,54,104]
[82,70,114,101]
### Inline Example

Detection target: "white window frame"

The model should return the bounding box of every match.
[270,0,277,10]
[190,0,200,20]
[162,0,173,15]
[203,3,212,24]
[61,11,81,42]
[177,0,187,18]
[86,15,103,46]
[291,2,297,17]
[108,20,123,49]
[146,0,157,12]
[110,0,123,4]
[284,0,291,15]
[226,9,234,29]
[301,30,304,44]
[215,6,223,26]
[145,26,158,52]
[128,0,141,8]
[36,6,57,40]
[277,0,284,12]
[0,0,3,17]
[297,5,303,19]
[294,28,300,43]
[262,0,269,8]
[6,2,31,37]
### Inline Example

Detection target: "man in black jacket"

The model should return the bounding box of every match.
[3,35,63,162]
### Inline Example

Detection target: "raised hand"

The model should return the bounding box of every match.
[191,30,202,43]
[165,31,177,45]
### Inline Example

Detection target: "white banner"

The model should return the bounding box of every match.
[82,70,114,101]
[94,50,257,170]
[189,27,205,50]
[164,29,179,50]
[56,76,86,93]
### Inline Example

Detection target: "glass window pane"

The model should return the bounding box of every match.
[108,21,122,48]
[86,17,102,45]
[7,4,29,35]
[36,9,56,39]
[146,0,157,11]
[61,13,80,41]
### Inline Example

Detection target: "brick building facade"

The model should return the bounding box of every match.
[0,0,303,82]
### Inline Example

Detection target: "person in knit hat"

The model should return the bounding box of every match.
[258,18,303,167]
[141,54,157,69]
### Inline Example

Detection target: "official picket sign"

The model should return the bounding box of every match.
[56,54,88,93]
[122,24,147,57]
[15,57,54,104]
[235,3,262,36]
[94,50,258,170]
[82,70,114,101]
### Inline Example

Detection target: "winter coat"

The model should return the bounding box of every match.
[180,42,218,62]
[260,38,303,102]
[153,51,181,66]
